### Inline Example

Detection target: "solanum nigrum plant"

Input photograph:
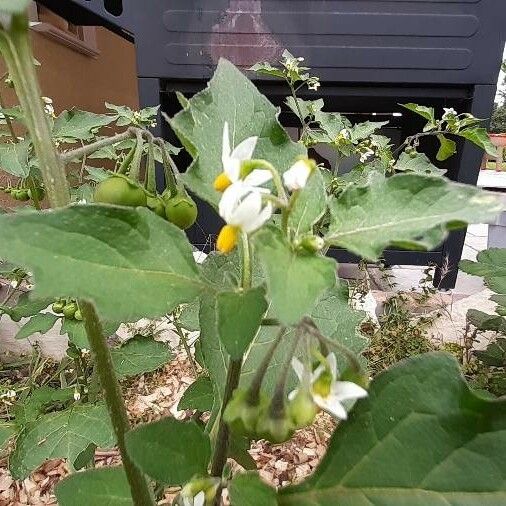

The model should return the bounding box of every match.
[0,3,506,505]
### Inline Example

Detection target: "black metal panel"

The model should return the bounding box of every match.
[41,1,505,85]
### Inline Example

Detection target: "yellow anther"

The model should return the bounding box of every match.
[213,172,232,192]
[216,225,240,253]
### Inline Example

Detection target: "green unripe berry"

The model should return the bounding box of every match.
[74,309,83,321]
[146,194,166,218]
[52,301,65,314]
[256,412,295,444]
[94,175,147,207]
[288,390,318,429]
[62,302,78,319]
[165,194,198,230]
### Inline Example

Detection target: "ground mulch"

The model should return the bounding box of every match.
[0,353,333,505]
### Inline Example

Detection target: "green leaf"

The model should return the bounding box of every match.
[249,62,286,79]
[9,403,115,479]
[314,110,351,140]
[279,352,506,505]
[177,298,200,332]
[14,386,74,427]
[458,127,497,157]
[217,287,268,359]
[111,336,172,378]
[285,97,324,121]
[349,121,388,143]
[395,152,446,176]
[288,168,327,236]
[125,418,211,485]
[460,248,506,295]
[0,423,15,452]
[0,205,204,322]
[178,375,214,412]
[436,134,457,161]
[84,166,111,183]
[55,467,133,506]
[475,338,506,368]
[0,292,52,322]
[229,434,257,470]
[0,139,30,177]
[467,309,506,334]
[254,227,337,325]
[0,0,30,14]
[401,103,435,123]
[53,110,115,141]
[326,174,502,260]
[14,313,59,340]
[311,282,367,358]
[171,59,305,207]
[230,472,277,506]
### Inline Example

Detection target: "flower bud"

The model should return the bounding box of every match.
[288,389,318,429]
[256,411,295,444]
[297,235,325,254]
[223,389,268,437]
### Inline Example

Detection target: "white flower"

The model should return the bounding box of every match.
[283,159,315,191]
[443,107,457,119]
[308,78,320,91]
[290,353,367,420]
[217,183,272,253]
[359,148,375,163]
[183,490,205,506]
[214,122,271,192]
[42,97,55,116]
[73,390,81,401]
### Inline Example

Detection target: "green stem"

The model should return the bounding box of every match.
[246,159,287,204]
[118,143,137,175]
[0,15,69,208]
[61,128,136,164]
[145,137,156,192]
[129,130,144,183]
[240,232,252,290]
[210,357,242,477]
[173,319,198,377]
[26,176,41,210]
[289,81,308,140]
[157,139,178,197]
[80,302,154,505]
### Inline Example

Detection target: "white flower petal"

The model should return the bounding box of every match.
[242,201,272,233]
[331,381,368,402]
[229,191,262,228]
[224,159,241,182]
[313,394,348,420]
[243,169,272,187]
[231,135,258,163]
[326,352,338,380]
[218,183,251,221]
[194,491,205,506]
[291,357,305,381]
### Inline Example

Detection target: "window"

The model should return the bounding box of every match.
[28,2,99,57]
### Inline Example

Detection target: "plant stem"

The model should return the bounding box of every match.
[210,234,253,477]
[129,130,144,183]
[80,302,154,505]
[157,139,178,197]
[145,137,156,192]
[173,318,198,377]
[0,15,69,208]
[289,81,308,140]
[61,127,137,163]
[210,357,242,477]
[392,130,447,157]
[26,176,41,210]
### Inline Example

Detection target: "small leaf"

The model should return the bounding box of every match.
[467,309,506,334]
[288,168,327,236]
[55,467,133,506]
[460,248,506,295]
[279,352,506,505]
[15,313,59,340]
[177,298,200,332]
[0,423,15,452]
[0,140,30,178]
[217,287,268,359]
[458,127,497,157]
[249,62,286,79]
[1,292,52,322]
[178,376,214,412]
[53,109,115,141]
[436,134,457,161]
[229,472,277,506]
[125,418,211,485]
[349,121,388,143]
[9,403,115,479]
[475,338,506,368]
[254,227,337,325]
[111,336,172,378]
[0,205,205,322]
[401,103,435,123]
[171,59,305,207]
[326,174,502,260]
[395,151,446,176]
[285,97,324,120]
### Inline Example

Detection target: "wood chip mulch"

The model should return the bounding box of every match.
[0,353,333,505]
